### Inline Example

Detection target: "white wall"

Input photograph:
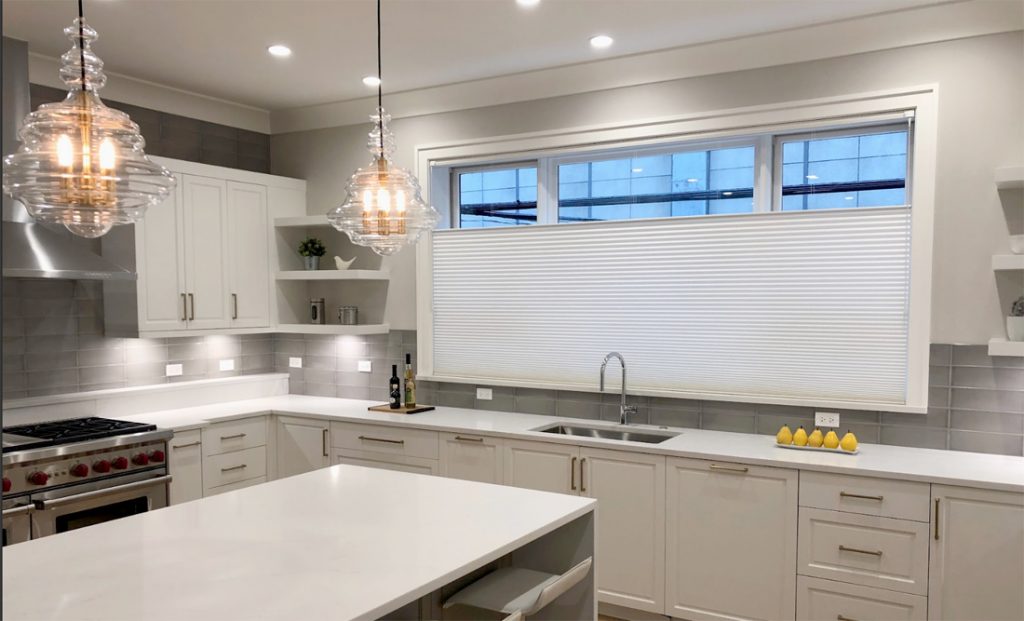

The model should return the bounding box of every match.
[271,31,1024,343]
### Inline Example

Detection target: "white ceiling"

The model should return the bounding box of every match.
[4,0,952,112]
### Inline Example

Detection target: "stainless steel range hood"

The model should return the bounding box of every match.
[2,37,135,281]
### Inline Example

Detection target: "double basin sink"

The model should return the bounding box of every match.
[535,423,679,444]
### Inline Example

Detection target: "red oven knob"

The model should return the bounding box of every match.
[70,463,90,478]
[112,457,129,470]
[131,453,149,466]
[2,477,10,493]
[27,471,49,486]
[93,459,112,473]
[148,450,165,463]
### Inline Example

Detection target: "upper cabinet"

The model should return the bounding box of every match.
[103,158,305,337]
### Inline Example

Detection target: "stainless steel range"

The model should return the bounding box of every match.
[2,417,172,546]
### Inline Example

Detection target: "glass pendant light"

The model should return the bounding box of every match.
[327,0,439,256]
[2,0,175,238]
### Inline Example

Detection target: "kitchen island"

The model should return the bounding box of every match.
[2,465,596,621]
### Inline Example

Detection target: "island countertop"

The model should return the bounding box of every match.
[2,465,596,621]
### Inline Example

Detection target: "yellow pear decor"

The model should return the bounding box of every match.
[807,428,824,448]
[823,430,840,449]
[840,430,859,452]
[792,426,808,446]
[775,423,857,454]
[776,424,793,445]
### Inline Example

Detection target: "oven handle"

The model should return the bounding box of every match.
[2,504,33,517]
[34,475,173,510]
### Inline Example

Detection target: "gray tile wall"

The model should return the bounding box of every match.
[2,278,274,398]
[29,84,271,174]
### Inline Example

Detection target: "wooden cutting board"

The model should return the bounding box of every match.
[368,404,436,415]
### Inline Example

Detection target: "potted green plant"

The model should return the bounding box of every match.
[1008,296,1024,342]
[298,237,326,270]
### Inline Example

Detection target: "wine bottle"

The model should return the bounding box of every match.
[389,364,401,409]
[404,353,416,408]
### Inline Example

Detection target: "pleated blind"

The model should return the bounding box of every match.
[432,208,912,406]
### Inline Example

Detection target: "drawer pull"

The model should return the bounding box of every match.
[837,616,861,621]
[840,491,884,502]
[838,545,883,557]
[570,456,577,491]
[171,441,201,449]
[454,435,484,443]
[709,464,749,474]
[220,433,247,440]
[358,435,405,445]
[220,464,247,473]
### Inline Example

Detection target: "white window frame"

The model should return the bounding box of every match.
[414,85,938,413]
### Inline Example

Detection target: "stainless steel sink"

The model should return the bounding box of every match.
[535,423,679,444]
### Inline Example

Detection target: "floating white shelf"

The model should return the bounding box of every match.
[992,254,1024,271]
[274,215,332,228]
[274,323,390,335]
[988,338,1024,357]
[995,166,1024,190]
[276,269,391,281]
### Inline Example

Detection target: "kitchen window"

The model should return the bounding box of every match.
[454,164,538,228]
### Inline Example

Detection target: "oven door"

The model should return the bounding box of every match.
[31,471,171,539]
[2,498,33,546]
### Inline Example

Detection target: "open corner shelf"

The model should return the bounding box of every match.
[995,166,1024,190]
[274,323,390,336]
[276,269,391,281]
[988,338,1024,358]
[274,215,332,228]
[992,254,1024,271]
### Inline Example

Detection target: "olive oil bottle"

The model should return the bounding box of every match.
[403,353,416,408]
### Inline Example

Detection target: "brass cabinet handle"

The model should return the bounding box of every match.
[231,293,238,320]
[837,615,861,621]
[570,456,577,491]
[171,441,201,449]
[220,464,247,473]
[934,498,940,540]
[322,428,329,457]
[220,433,246,440]
[454,435,484,443]
[188,293,195,320]
[840,491,884,502]
[580,457,587,493]
[180,293,187,321]
[358,435,404,445]
[838,545,883,557]
[709,464,749,474]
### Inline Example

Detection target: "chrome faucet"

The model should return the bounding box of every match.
[600,352,637,425]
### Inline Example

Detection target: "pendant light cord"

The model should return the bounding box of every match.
[376,0,383,159]
[78,0,88,92]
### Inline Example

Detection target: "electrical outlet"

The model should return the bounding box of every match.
[476,387,493,400]
[165,363,183,377]
[358,360,372,373]
[815,411,840,428]
[289,357,303,369]
[219,359,235,371]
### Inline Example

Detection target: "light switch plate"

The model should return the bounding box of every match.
[815,411,840,428]
[358,360,372,373]
[289,357,303,369]
[476,387,493,400]
[165,363,183,377]
[219,359,235,371]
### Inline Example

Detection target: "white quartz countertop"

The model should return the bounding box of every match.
[2,465,595,621]
[117,395,1024,493]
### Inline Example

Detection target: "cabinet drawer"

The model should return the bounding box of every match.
[799,508,929,595]
[202,417,267,456]
[800,471,930,522]
[205,475,267,496]
[334,449,439,476]
[797,575,926,621]
[331,422,438,460]
[203,446,267,490]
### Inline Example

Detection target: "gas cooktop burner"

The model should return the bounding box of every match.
[2,417,157,453]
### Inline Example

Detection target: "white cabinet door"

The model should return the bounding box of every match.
[580,447,665,614]
[226,181,269,328]
[929,485,1024,621]
[182,175,230,329]
[135,173,186,332]
[503,439,579,495]
[334,449,438,475]
[667,457,798,621]
[276,416,330,479]
[439,433,503,484]
[167,429,203,504]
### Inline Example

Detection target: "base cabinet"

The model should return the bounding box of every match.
[334,450,439,475]
[439,433,503,484]
[797,576,926,621]
[928,485,1024,621]
[666,457,798,621]
[167,429,203,504]
[503,439,578,494]
[276,416,330,479]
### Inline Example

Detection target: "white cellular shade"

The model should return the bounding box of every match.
[432,208,912,406]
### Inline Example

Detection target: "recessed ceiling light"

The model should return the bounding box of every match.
[722,191,734,196]
[631,168,643,173]
[806,174,819,180]
[844,196,855,200]
[686,177,699,183]
[516,0,541,7]
[267,44,292,58]
[589,34,614,49]
[363,76,381,87]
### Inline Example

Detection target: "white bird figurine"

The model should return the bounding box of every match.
[334,256,356,270]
